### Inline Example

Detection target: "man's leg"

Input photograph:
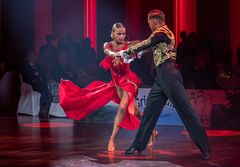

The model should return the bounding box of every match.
[163,64,211,159]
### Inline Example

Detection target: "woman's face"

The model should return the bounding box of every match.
[112,27,126,43]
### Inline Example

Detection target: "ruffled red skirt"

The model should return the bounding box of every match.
[59,79,140,130]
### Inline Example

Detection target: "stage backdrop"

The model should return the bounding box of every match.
[82,88,240,130]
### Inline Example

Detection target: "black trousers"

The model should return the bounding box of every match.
[132,59,211,153]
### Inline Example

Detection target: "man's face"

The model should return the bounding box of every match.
[147,17,156,31]
[112,27,126,43]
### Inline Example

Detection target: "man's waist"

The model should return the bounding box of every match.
[155,58,175,68]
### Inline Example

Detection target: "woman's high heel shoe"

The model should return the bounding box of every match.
[147,129,158,147]
[107,139,115,152]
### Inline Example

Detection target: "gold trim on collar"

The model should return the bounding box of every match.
[152,25,175,40]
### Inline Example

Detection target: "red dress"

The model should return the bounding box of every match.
[59,42,141,130]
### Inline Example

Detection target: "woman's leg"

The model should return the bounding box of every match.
[147,128,158,147]
[133,102,158,147]
[134,102,143,119]
[108,89,129,151]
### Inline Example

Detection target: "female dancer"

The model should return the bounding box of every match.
[59,22,157,152]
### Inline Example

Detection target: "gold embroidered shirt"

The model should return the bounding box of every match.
[125,25,176,67]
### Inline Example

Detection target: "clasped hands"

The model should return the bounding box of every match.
[115,50,134,63]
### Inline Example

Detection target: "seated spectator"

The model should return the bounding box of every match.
[19,50,49,107]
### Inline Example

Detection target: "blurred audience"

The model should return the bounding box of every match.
[39,34,57,79]
[80,37,97,66]
[233,47,240,77]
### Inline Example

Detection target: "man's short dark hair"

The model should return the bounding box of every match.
[148,9,165,21]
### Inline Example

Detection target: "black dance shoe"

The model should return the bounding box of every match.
[201,150,211,160]
[124,146,143,155]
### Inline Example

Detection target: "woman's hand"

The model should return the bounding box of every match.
[112,56,122,66]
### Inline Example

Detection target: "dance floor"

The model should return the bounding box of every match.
[0,115,240,167]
